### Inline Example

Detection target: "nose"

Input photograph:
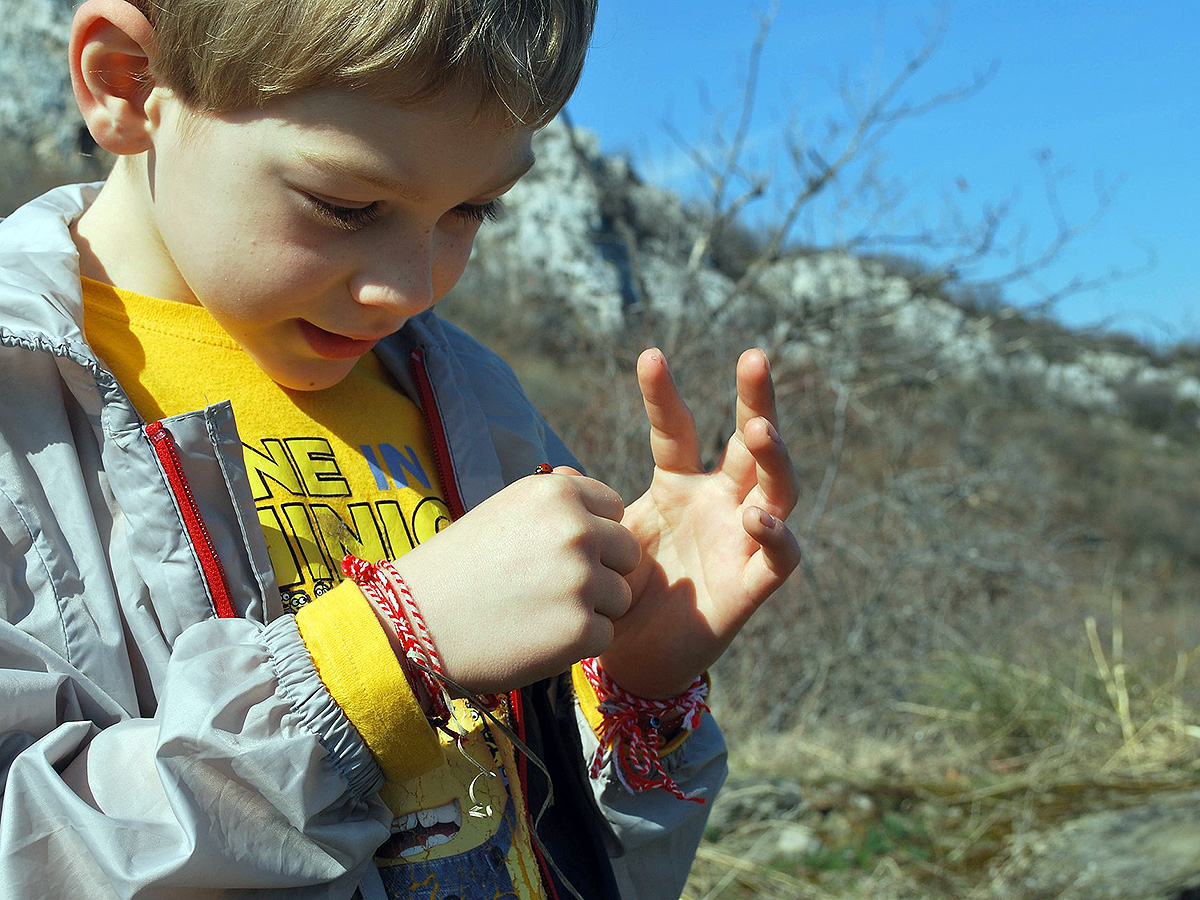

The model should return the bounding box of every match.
[350,231,437,317]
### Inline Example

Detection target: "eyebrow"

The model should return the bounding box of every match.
[296,149,537,201]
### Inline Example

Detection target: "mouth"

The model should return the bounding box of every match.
[298,320,390,360]
[377,798,463,859]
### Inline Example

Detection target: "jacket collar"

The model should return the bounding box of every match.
[0,182,101,346]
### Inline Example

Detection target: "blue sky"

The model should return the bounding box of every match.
[565,1,1199,345]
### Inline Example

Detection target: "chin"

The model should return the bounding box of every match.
[262,358,357,392]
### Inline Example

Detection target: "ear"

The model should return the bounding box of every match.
[69,0,159,155]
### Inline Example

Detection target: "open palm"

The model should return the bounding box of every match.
[599,348,801,699]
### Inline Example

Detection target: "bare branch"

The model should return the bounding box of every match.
[681,6,778,277]
[806,381,851,536]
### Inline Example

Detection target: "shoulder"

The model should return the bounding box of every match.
[0,183,101,260]
[0,185,131,436]
[0,184,100,343]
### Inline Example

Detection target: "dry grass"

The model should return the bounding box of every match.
[687,599,1200,899]
[438,267,1200,898]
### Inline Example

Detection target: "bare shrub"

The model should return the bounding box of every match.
[1116,376,1200,436]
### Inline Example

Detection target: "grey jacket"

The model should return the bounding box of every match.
[0,185,726,900]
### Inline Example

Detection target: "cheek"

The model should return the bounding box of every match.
[432,229,480,299]
[202,212,346,299]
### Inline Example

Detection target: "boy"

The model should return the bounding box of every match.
[0,0,800,897]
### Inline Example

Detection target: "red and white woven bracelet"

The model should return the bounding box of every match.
[342,555,454,722]
[580,656,709,803]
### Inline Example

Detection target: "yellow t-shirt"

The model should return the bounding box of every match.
[82,278,548,898]
[81,277,449,613]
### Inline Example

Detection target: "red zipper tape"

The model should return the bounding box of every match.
[146,420,237,619]
[409,348,466,521]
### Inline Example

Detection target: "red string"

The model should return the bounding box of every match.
[580,657,709,803]
[342,555,456,721]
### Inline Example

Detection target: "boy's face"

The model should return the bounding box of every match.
[106,85,535,390]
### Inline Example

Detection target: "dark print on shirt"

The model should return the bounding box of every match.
[243,437,450,612]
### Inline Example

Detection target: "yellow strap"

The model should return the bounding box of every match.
[296,582,443,782]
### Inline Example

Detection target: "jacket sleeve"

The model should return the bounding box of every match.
[572,675,727,900]
[0,598,395,899]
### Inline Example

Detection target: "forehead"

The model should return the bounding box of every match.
[217,87,537,198]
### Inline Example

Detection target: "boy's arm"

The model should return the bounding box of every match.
[0,595,397,897]
[536,347,794,900]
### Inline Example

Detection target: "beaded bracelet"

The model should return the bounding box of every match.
[579,656,709,803]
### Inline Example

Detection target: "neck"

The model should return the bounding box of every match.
[72,154,191,302]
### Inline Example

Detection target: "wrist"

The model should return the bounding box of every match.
[342,555,451,721]
[343,555,504,722]
[576,658,710,802]
[596,653,700,701]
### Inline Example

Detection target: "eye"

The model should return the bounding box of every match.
[450,199,504,225]
[307,196,383,231]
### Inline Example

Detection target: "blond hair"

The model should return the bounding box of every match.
[132,0,595,125]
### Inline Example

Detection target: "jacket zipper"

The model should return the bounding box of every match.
[409,348,562,900]
[409,348,467,521]
[145,420,237,619]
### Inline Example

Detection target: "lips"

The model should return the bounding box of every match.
[298,319,389,359]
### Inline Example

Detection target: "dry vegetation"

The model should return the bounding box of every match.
[439,285,1200,898]
[436,22,1200,896]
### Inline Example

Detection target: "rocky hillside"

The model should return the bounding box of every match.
[460,121,1200,433]
[4,3,1198,436]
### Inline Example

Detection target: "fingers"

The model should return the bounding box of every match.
[523,468,641,573]
[721,349,795,508]
[597,519,642,575]
[588,568,634,620]
[742,412,800,519]
[527,468,625,522]
[578,611,617,661]
[539,472,638,616]
[741,504,802,604]
[732,349,800,601]
[637,347,703,474]
[735,348,779,436]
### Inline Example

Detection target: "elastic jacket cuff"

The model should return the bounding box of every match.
[262,613,383,799]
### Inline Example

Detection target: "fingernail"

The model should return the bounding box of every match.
[767,421,783,444]
[758,509,777,529]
